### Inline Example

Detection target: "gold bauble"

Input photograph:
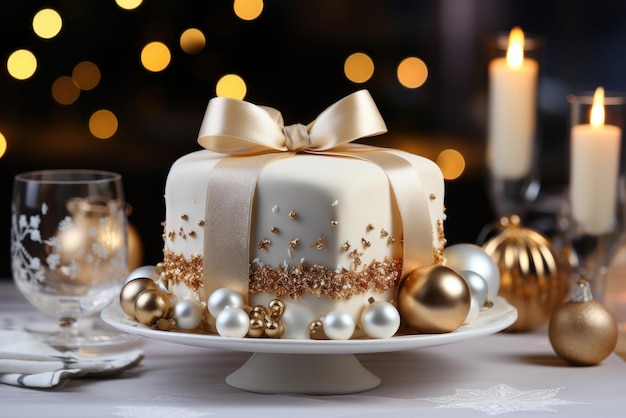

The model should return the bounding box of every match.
[127,222,143,273]
[398,264,471,333]
[134,289,172,326]
[248,318,265,338]
[120,278,159,318]
[549,279,618,366]
[483,215,570,332]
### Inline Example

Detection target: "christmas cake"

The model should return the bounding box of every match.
[157,91,446,339]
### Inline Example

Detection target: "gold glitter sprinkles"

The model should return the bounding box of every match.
[380,228,389,238]
[429,193,436,201]
[361,238,371,248]
[270,226,279,234]
[249,257,402,300]
[258,238,271,251]
[188,230,196,238]
[198,220,205,227]
[288,210,297,220]
[312,236,327,250]
[180,213,189,221]
[342,241,351,252]
[366,224,375,232]
[288,238,300,250]
[331,220,338,227]
[387,236,396,245]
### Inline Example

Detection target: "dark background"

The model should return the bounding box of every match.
[2,0,626,279]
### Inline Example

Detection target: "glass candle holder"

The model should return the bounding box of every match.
[486,28,544,217]
[567,90,626,302]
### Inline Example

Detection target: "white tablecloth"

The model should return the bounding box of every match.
[1,280,625,418]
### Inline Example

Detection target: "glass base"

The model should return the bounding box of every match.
[23,316,140,353]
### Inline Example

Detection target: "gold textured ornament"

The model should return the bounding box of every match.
[134,289,173,326]
[549,279,618,366]
[120,278,159,319]
[398,264,471,333]
[482,215,570,332]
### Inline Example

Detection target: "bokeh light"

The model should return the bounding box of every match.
[436,149,466,180]
[233,0,264,21]
[216,74,247,99]
[344,52,375,83]
[52,76,80,105]
[7,49,37,80]
[32,8,63,39]
[73,61,101,90]
[180,28,206,54]
[397,57,428,89]
[0,132,7,159]
[89,110,118,139]
[141,42,171,72]
[115,0,143,10]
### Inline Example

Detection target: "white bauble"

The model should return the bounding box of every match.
[216,307,249,338]
[323,311,355,340]
[444,244,500,301]
[173,299,203,330]
[281,304,316,339]
[207,288,244,318]
[360,301,400,339]
[464,296,480,324]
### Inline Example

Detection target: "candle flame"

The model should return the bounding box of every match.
[590,87,605,128]
[506,27,525,69]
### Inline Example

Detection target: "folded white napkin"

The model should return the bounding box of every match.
[0,330,143,389]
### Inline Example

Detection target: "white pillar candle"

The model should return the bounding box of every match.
[487,27,539,179]
[570,87,621,235]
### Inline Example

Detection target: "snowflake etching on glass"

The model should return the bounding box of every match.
[417,384,585,415]
[11,200,126,287]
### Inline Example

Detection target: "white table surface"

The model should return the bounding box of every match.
[1,280,625,418]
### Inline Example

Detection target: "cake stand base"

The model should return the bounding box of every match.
[226,353,381,395]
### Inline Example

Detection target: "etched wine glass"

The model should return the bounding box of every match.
[11,170,132,349]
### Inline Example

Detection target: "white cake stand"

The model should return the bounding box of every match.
[102,297,517,395]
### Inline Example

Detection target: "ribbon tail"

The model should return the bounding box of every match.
[324,149,435,279]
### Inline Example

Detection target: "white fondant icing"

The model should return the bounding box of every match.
[162,148,445,338]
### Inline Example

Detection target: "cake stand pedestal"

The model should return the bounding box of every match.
[102,297,517,395]
[226,353,380,394]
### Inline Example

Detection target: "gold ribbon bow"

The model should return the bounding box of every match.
[198,90,434,303]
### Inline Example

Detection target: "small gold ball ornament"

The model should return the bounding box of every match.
[248,318,266,338]
[549,279,618,366]
[483,215,570,332]
[134,288,173,326]
[398,264,471,333]
[120,278,159,319]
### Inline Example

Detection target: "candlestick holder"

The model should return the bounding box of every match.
[566,91,626,303]
[486,31,544,218]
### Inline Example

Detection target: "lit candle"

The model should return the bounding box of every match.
[570,87,622,235]
[487,27,539,179]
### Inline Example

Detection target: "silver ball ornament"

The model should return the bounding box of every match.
[125,265,159,283]
[460,270,489,308]
[323,310,355,340]
[207,288,244,318]
[216,307,249,338]
[360,301,400,339]
[444,243,500,302]
[173,299,203,330]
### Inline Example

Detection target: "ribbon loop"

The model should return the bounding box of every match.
[283,123,310,152]
[197,90,387,155]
